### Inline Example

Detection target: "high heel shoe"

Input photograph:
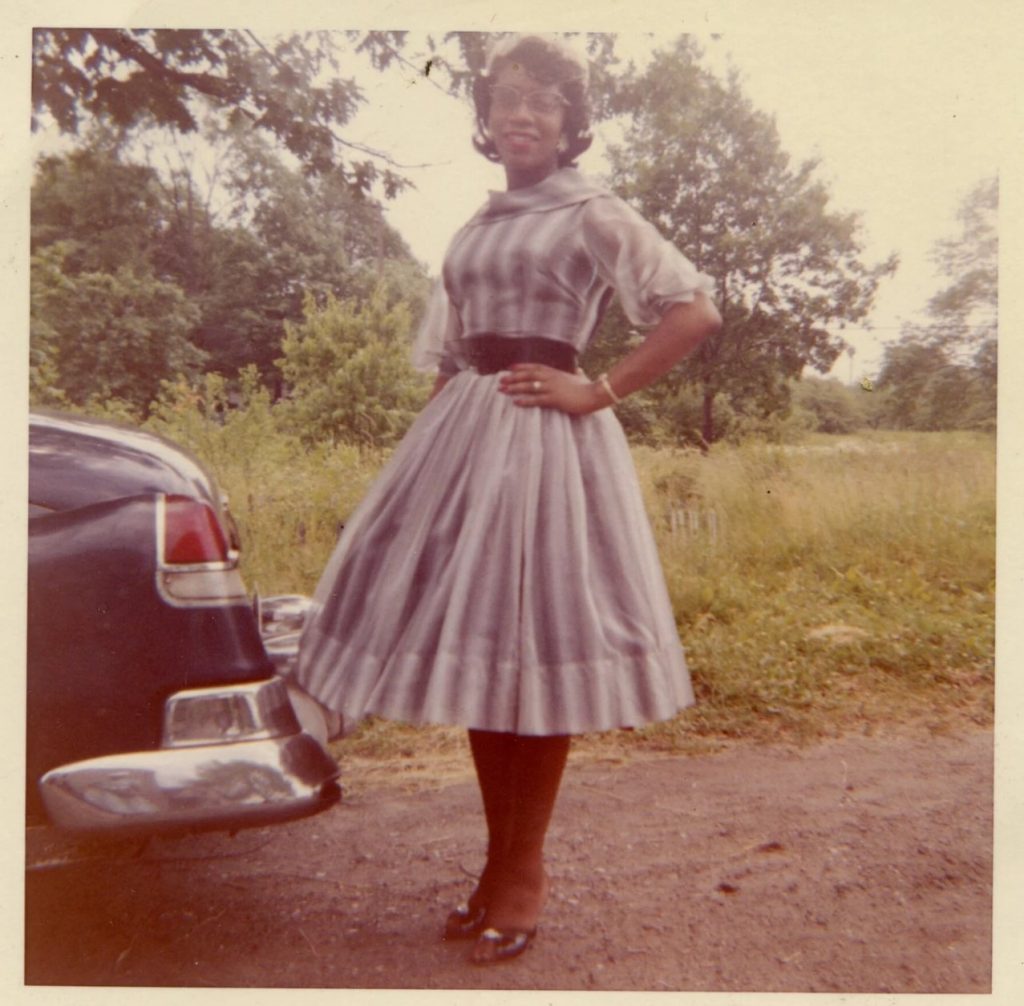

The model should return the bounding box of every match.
[442,902,488,941]
[470,926,536,964]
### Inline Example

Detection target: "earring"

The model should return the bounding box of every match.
[556,136,568,153]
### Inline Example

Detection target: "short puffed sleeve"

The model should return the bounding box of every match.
[411,278,462,375]
[582,195,715,327]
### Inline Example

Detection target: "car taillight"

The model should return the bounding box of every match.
[163,495,230,565]
[157,495,249,607]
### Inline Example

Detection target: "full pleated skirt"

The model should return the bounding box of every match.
[295,369,694,736]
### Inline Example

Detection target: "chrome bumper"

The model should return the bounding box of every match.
[257,593,314,677]
[39,677,340,835]
[259,593,344,742]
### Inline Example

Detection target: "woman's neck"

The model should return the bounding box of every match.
[504,163,559,191]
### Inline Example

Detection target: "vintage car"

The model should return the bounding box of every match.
[27,410,340,837]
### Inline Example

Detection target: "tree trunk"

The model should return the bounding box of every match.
[701,384,716,447]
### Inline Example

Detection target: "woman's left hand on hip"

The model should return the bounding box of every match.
[498,363,604,415]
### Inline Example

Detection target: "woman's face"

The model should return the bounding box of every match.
[487,62,567,189]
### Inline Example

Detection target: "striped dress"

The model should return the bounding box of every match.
[296,167,715,736]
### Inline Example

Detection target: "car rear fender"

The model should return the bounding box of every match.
[28,495,271,792]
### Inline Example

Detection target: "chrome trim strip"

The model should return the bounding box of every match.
[159,558,238,574]
[155,492,166,564]
[155,568,250,609]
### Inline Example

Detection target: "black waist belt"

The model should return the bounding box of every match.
[463,335,578,375]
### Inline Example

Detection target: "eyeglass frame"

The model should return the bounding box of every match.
[488,83,571,116]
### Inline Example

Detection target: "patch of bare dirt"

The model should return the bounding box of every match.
[24,727,992,993]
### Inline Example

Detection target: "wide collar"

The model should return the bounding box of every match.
[467,168,609,225]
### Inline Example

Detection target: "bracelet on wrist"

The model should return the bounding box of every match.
[596,372,622,406]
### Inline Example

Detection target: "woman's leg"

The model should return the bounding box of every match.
[466,729,518,910]
[483,733,571,933]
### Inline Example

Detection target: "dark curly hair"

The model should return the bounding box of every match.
[472,35,593,169]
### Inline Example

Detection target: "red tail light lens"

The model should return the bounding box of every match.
[163,495,230,564]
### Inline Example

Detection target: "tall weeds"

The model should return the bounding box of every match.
[143,386,995,752]
[636,432,995,747]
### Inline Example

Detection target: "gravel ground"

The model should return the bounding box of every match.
[24,727,993,995]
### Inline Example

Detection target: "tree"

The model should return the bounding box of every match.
[28,248,68,409]
[791,376,868,434]
[924,177,997,428]
[30,136,280,389]
[32,30,632,192]
[31,29,417,194]
[31,130,428,391]
[30,139,207,410]
[874,178,997,431]
[218,129,423,307]
[876,334,993,432]
[153,171,279,381]
[149,127,426,383]
[277,285,430,447]
[605,37,897,444]
[31,141,167,274]
[926,177,997,361]
[30,244,204,412]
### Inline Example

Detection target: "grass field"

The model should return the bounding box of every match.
[634,432,994,749]
[152,399,995,761]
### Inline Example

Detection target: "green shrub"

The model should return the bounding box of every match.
[277,285,431,449]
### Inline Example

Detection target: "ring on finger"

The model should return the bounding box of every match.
[532,380,542,393]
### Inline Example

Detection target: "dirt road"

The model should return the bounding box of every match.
[25,727,992,993]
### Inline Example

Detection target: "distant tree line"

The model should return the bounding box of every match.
[29,29,995,447]
[874,177,997,432]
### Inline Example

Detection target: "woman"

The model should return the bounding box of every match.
[296,34,721,964]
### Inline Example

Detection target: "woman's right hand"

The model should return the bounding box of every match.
[498,364,609,415]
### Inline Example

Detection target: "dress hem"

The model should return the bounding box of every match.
[298,626,696,738]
